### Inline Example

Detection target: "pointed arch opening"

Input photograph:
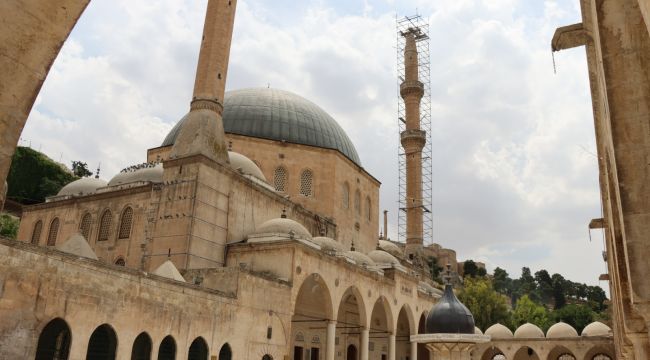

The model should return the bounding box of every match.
[218,343,232,360]
[157,335,176,360]
[188,337,208,360]
[335,285,367,357]
[118,206,133,239]
[47,218,60,246]
[86,324,117,360]
[369,296,394,359]
[273,166,288,192]
[97,209,112,241]
[480,347,506,360]
[299,169,313,197]
[396,305,415,360]
[31,220,43,244]
[342,182,350,209]
[35,318,71,360]
[548,346,576,360]
[292,273,333,360]
[130,332,152,360]
[79,212,92,240]
[513,346,539,360]
[417,312,427,360]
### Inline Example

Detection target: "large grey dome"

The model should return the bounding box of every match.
[162,88,361,166]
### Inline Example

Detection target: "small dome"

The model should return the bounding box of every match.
[547,322,578,338]
[57,178,107,196]
[368,250,400,266]
[312,236,344,252]
[475,327,483,335]
[485,323,514,339]
[228,151,266,181]
[108,163,163,187]
[581,322,611,337]
[514,323,545,338]
[425,285,475,334]
[378,240,402,256]
[254,217,312,240]
[345,251,376,267]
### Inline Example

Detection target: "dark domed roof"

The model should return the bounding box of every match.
[162,88,361,166]
[425,285,475,334]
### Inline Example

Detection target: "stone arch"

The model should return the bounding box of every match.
[47,217,60,246]
[334,286,368,360]
[291,273,334,360]
[86,323,118,360]
[117,205,134,239]
[188,336,209,360]
[97,209,113,242]
[273,166,288,192]
[395,303,416,334]
[417,311,427,360]
[79,212,92,239]
[334,285,368,327]
[218,343,232,360]
[131,332,152,360]
[395,304,416,360]
[513,346,540,360]
[34,317,72,360]
[299,168,313,197]
[547,345,576,360]
[481,347,507,360]
[31,219,43,244]
[157,335,176,360]
[368,296,394,359]
[583,346,615,360]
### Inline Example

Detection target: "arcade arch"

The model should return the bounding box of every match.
[291,273,333,360]
[35,318,71,360]
[513,346,539,360]
[368,296,394,359]
[395,305,415,360]
[335,286,367,360]
[86,324,117,360]
[131,332,152,360]
[548,346,576,360]
[417,312,428,360]
[480,347,506,360]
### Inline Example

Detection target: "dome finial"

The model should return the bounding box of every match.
[281,209,287,219]
[443,263,453,286]
[350,239,356,252]
[95,162,101,179]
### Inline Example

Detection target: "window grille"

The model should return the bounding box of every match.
[491,355,506,360]
[354,190,361,215]
[365,197,371,221]
[558,355,576,360]
[98,210,112,241]
[79,213,92,240]
[114,258,126,266]
[118,207,133,239]
[593,355,611,360]
[31,220,43,244]
[299,169,313,197]
[342,183,350,209]
[47,218,60,246]
[274,166,287,192]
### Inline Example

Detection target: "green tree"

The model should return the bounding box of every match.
[551,273,567,309]
[586,286,607,311]
[71,161,93,177]
[552,304,595,333]
[534,269,553,304]
[477,267,487,277]
[493,267,512,295]
[511,295,551,331]
[463,260,479,278]
[458,277,511,331]
[7,147,77,204]
[0,213,19,239]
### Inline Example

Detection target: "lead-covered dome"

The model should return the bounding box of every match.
[425,285,475,334]
[162,88,361,166]
[57,178,107,196]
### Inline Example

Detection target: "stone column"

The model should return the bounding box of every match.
[360,327,369,360]
[170,0,237,163]
[326,320,336,360]
[399,31,426,259]
[388,333,396,360]
[410,340,418,360]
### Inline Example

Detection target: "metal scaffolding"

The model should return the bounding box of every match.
[396,14,433,246]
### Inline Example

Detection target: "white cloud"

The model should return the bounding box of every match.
[20,0,607,288]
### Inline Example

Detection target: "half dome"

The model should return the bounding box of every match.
[57,178,107,196]
[546,322,578,338]
[368,250,400,266]
[514,323,545,338]
[252,217,312,240]
[485,323,513,339]
[162,88,361,166]
[228,151,266,181]
[425,285,475,334]
[581,322,611,337]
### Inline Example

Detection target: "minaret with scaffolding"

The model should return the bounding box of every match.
[397,15,432,259]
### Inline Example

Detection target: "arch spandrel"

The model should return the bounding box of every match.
[334,285,367,328]
[370,296,395,334]
[293,273,334,320]
[396,303,416,335]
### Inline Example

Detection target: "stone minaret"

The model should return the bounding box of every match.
[170,0,237,163]
[400,30,426,259]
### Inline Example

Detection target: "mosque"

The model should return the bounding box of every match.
[0,0,637,359]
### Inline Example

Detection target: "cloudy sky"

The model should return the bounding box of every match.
[21,0,608,288]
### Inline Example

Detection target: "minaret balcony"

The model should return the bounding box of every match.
[400,80,424,98]
[400,129,426,149]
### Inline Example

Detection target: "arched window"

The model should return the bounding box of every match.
[157,335,176,360]
[491,355,506,360]
[118,206,133,239]
[97,210,112,241]
[593,355,612,360]
[299,169,313,197]
[35,318,71,360]
[354,190,361,215]
[47,218,60,246]
[86,324,117,360]
[31,220,43,245]
[559,355,576,360]
[273,166,287,192]
[342,182,350,209]
[188,337,209,360]
[218,343,232,360]
[79,213,92,240]
[114,258,125,267]
[131,332,152,360]
[365,196,371,221]
[262,355,273,360]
